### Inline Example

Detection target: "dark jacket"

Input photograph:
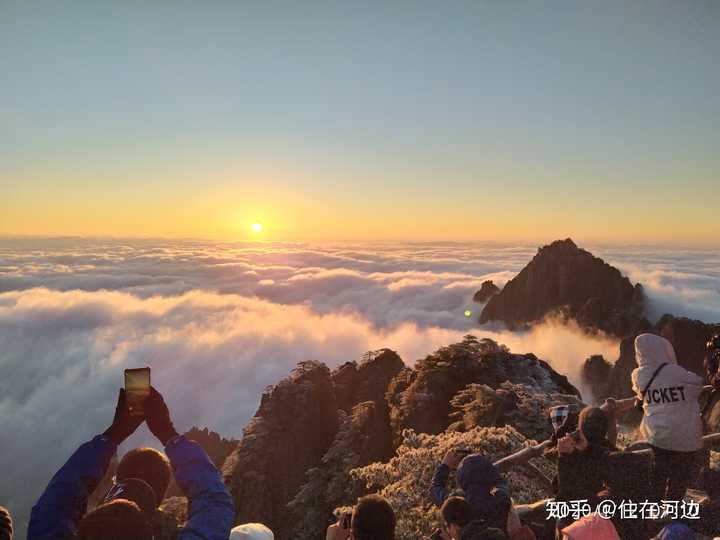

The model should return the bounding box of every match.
[460,520,507,540]
[430,455,509,530]
[556,445,610,506]
[28,434,235,540]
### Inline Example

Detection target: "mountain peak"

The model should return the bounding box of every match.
[480,239,647,337]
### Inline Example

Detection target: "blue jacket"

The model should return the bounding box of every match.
[430,455,509,516]
[28,434,235,540]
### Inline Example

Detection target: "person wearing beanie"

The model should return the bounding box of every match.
[28,385,235,540]
[229,523,274,540]
[0,506,13,540]
[632,334,704,501]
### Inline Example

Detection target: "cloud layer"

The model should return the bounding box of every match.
[0,238,717,531]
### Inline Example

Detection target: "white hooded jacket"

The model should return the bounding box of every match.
[631,333,704,452]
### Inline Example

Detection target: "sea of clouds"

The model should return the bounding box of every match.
[1,238,718,529]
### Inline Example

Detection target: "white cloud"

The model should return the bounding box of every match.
[1,238,718,532]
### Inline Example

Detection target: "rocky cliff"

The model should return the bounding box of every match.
[473,280,500,303]
[386,336,579,441]
[221,361,340,539]
[220,337,581,539]
[479,239,647,337]
[602,315,719,399]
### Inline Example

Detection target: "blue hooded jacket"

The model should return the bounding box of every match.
[28,434,235,540]
[430,454,509,519]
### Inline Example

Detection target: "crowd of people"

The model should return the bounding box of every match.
[2,333,719,540]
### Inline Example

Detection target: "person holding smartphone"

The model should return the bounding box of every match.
[551,406,615,537]
[28,381,235,540]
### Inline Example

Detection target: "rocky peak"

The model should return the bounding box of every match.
[386,335,580,440]
[581,355,613,402]
[288,401,390,540]
[473,280,501,303]
[656,314,720,376]
[331,348,404,413]
[221,361,339,538]
[448,381,584,441]
[479,238,647,337]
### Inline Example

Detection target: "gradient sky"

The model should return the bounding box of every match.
[1,1,718,244]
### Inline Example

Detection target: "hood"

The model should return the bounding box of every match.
[457,454,499,495]
[456,455,508,517]
[634,334,677,368]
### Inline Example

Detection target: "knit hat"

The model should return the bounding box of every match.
[230,523,275,540]
[0,506,12,540]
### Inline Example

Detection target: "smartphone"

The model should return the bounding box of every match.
[455,447,472,458]
[341,512,351,530]
[125,367,151,417]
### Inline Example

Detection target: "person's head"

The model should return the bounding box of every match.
[456,456,510,529]
[351,494,396,540]
[102,478,157,519]
[117,447,172,507]
[634,333,677,367]
[77,500,153,540]
[577,406,609,449]
[229,523,274,540]
[441,497,472,539]
[0,506,12,540]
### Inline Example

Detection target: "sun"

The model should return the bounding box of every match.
[251,223,263,233]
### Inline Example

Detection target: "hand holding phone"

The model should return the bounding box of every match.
[104,388,145,445]
[124,368,151,417]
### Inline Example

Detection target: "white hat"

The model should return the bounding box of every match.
[229,523,274,540]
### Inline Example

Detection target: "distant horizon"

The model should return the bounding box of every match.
[1,234,719,250]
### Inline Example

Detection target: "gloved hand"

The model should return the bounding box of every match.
[144,387,179,446]
[104,388,144,445]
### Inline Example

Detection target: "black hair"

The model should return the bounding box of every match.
[78,499,153,540]
[351,494,396,540]
[441,496,472,529]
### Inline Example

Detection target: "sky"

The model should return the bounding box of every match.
[1,1,718,244]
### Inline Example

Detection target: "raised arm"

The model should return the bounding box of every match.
[493,440,552,472]
[28,390,142,540]
[429,450,461,506]
[144,387,235,540]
